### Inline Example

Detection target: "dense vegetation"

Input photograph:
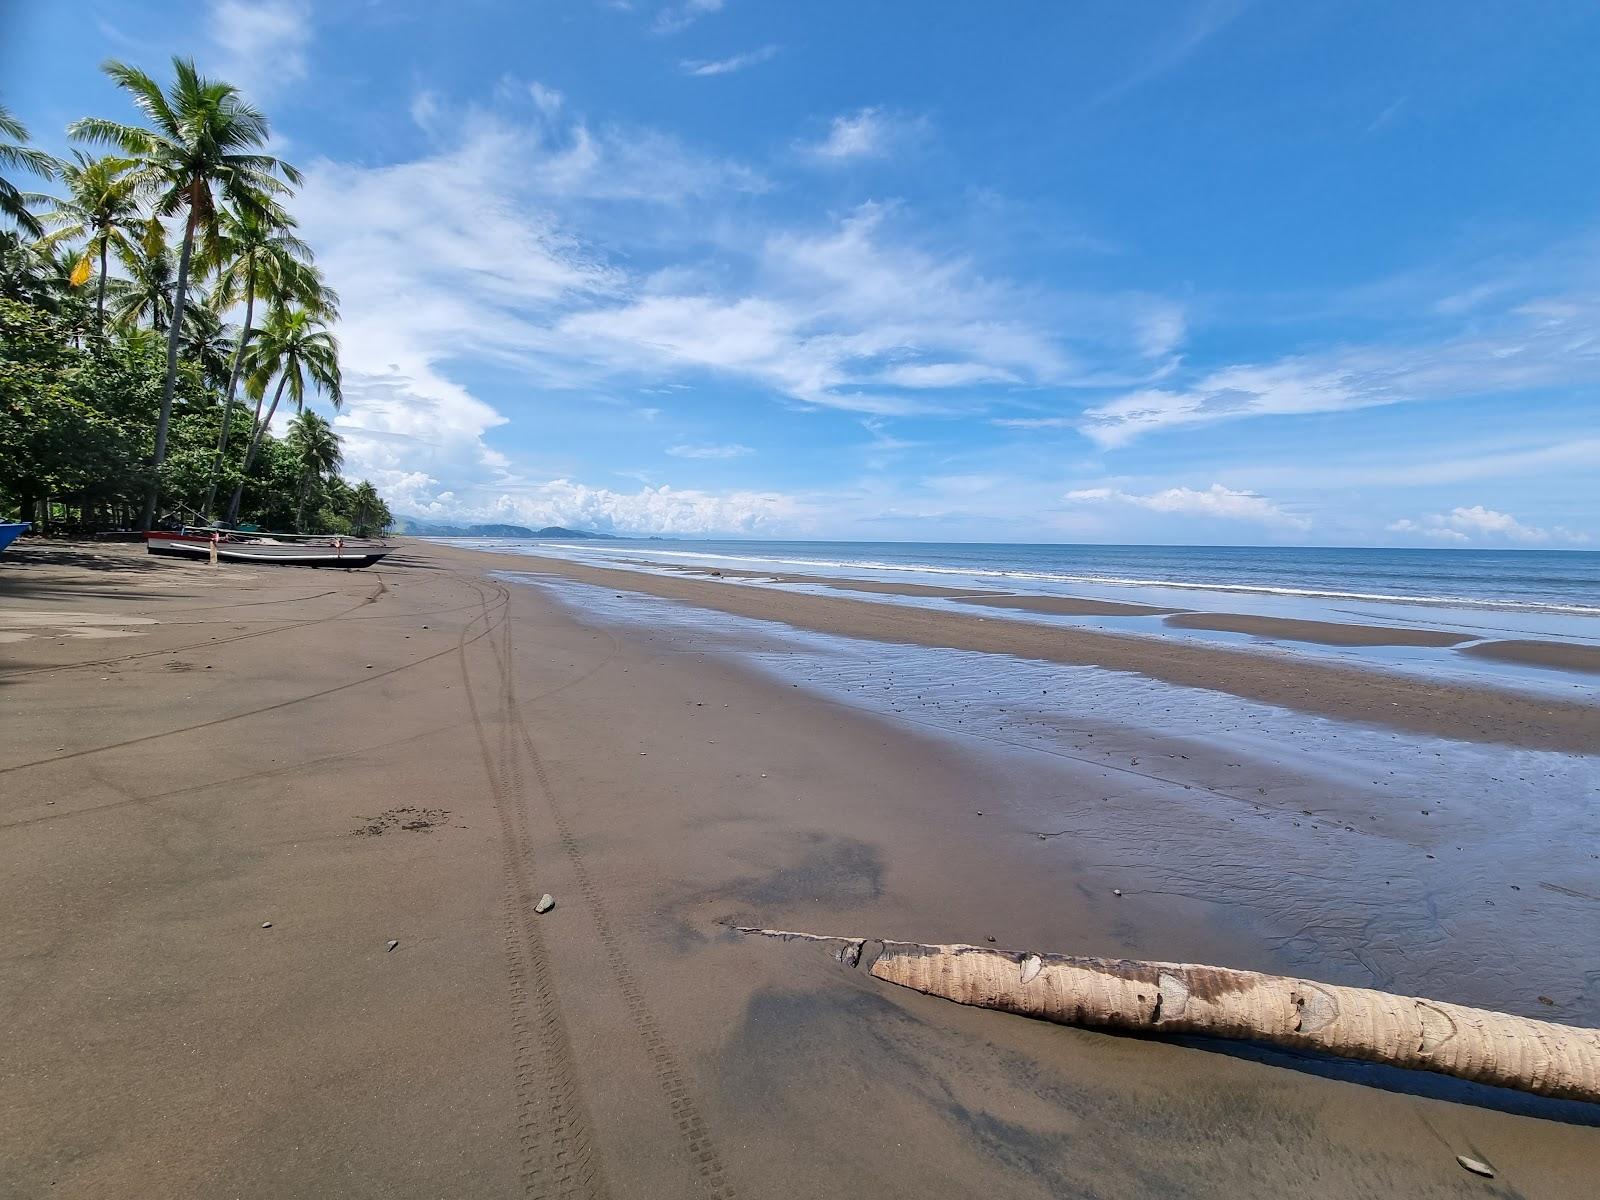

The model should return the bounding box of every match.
[0,60,390,537]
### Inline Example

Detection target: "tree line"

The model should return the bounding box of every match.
[0,58,390,538]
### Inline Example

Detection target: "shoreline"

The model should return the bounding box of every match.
[429,540,1599,753]
[4,540,1596,1198]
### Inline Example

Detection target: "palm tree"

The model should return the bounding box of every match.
[198,201,318,517]
[349,481,389,538]
[0,103,56,238]
[107,218,176,332]
[226,305,341,522]
[180,299,236,390]
[286,410,343,529]
[36,150,148,336]
[70,57,300,530]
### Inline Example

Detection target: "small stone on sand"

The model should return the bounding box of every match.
[262,922,272,929]
[535,894,555,914]
[387,939,399,952]
[1112,889,1123,897]
[1455,1156,1494,1178]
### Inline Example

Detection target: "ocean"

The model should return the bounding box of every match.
[458,539,1600,617]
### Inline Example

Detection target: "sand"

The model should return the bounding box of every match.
[1459,637,1600,675]
[2,539,1595,1199]
[1163,610,1472,647]
[469,545,1596,753]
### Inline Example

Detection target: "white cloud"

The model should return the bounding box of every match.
[654,0,725,34]
[528,81,564,117]
[1389,506,1590,546]
[1066,483,1310,529]
[877,362,1019,388]
[1094,0,1250,105]
[207,0,311,101]
[558,202,1082,415]
[801,107,925,162]
[402,479,803,536]
[681,45,778,76]
[666,442,753,458]
[282,96,1180,531]
[1079,293,1600,446]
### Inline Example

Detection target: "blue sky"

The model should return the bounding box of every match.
[6,1,1598,544]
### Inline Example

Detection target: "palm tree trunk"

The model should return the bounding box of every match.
[141,194,199,531]
[295,469,311,529]
[201,278,254,517]
[95,236,108,339]
[226,372,289,523]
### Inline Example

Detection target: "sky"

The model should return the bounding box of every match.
[4,0,1598,545]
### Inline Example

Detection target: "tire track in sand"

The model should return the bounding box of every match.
[485,582,737,1199]
[458,579,611,1200]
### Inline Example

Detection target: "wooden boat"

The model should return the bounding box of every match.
[145,527,392,568]
[0,522,28,555]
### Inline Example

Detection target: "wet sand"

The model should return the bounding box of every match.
[1460,637,1600,675]
[1163,611,1472,647]
[478,546,1595,752]
[2,540,1595,1198]
[958,593,1177,617]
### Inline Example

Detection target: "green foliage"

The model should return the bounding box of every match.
[1,59,392,538]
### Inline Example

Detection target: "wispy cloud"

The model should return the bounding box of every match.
[1065,483,1310,529]
[1078,291,1600,446]
[667,442,754,458]
[1366,95,1408,135]
[800,107,925,162]
[206,0,312,101]
[654,0,725,34]
[681,45,778,76]
[1094,0,1251,105]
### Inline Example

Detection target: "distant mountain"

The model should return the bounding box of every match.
[392,516,621,539]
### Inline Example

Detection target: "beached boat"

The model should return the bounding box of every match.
[0,522,29,555]
[145,527,392,568]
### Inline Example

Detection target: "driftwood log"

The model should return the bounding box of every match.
[738,929,1600,1104]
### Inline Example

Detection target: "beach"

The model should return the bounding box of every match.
[2,538,1596,1198]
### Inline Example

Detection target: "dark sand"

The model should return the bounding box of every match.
[2,540,1595,1198]
[1164,611,1472,648]
[959,593,1178,617]
[1459,638,1600,676]
[483,547,1595,753]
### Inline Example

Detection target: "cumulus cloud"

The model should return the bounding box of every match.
[681,45,778,76]
[1065,483,1310,529]
[402,478,803,536]
[1389,506,1590,546]
[666,443,753,458]
[281,92,1183,531]
[801,107,925,162]
[207,0,311,100]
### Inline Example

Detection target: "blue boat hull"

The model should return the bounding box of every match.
[0,522,28,554]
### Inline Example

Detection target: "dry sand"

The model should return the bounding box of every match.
[1,539,1595,1199]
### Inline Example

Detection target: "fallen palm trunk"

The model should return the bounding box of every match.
[738,929,1600,1104]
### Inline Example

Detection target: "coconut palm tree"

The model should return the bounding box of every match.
[286,410,343,529]
[36,150,147,336]
[107,218,176,332]
[0,103,56,238]
[70,57,300,529]
[349,481,390,538]
[226,305,341,522]
[180,299,236,390]
[198,201,319,517]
